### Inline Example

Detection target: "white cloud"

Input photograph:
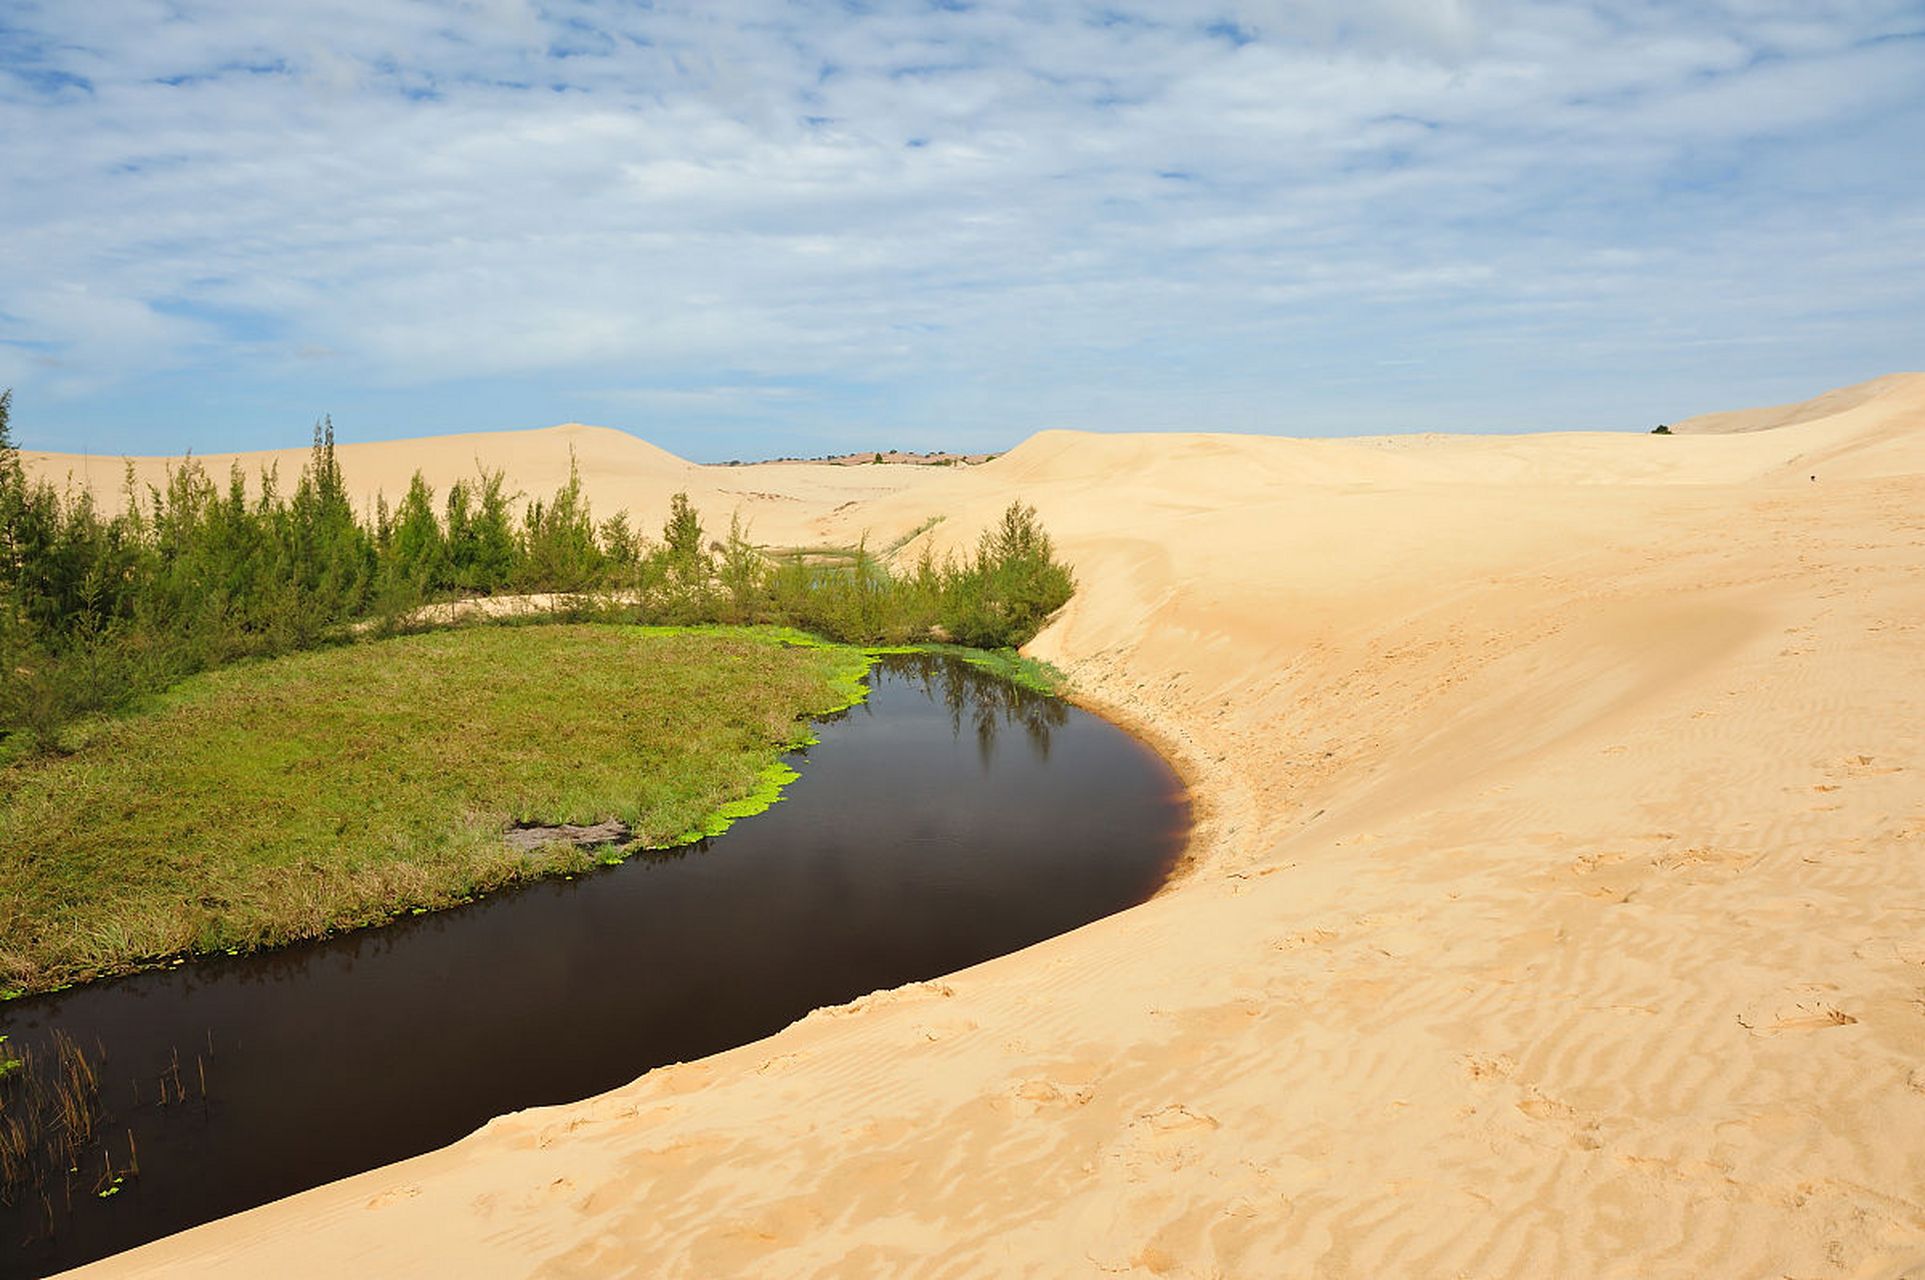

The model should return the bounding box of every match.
[0,282,212,395]
[1,0,1921,449]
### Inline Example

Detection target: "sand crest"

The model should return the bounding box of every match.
[43,373,1925,1278]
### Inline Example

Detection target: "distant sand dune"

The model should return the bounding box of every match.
[58,373,1925,1278]
[1671,371,1925,434]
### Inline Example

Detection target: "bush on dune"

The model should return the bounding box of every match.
[937,501,1075,649]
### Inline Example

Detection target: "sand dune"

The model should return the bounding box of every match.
[1671,371,1925,435]
[61,374,1925,1278]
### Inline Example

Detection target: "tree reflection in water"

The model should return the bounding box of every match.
[880,652,1069,767]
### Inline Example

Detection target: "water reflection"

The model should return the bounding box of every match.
[878,652,1070,767]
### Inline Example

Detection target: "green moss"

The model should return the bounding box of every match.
[657,758,805,848]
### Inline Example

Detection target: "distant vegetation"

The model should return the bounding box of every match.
[0,393,1074,753]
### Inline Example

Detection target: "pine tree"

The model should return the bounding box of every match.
[386,472,448,591]
[284,416,372,620]
[0,388,16,475]
[520,449,600,591]
[660,491,707,586]
[445,471,520,593]
[0,389,20,593]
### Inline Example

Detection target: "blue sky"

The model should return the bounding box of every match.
[2,0,1922,461]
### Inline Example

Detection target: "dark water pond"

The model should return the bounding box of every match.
[0,654,1188,1276]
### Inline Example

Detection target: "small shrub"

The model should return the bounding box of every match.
[938,502,1075,648]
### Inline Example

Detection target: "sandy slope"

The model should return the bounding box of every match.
[1669,372,1923,436]
[61,374,1925,1278]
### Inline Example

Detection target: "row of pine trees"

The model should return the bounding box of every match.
[0,393,1074,752]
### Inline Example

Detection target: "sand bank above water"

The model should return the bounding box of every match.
[39,373,1925,1278]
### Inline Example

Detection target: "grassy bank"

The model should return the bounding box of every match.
[0,624,872,998]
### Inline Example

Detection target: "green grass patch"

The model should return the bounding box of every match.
[883,515,946,558]
[0,624,872,998]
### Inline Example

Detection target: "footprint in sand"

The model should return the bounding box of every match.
[1829,753,1908,778]
[1735,997,1859,1037]
[1003,1077,1095,1118]
[1652,845,1759,881]
[1462,1053,1517,1082]
[1561,851,1638,901]
[1852,937,1925,967]
[511,1176,578,1211]
[1172,997,1266,1037]
[1098,1105,1223,1180]
[1514,1089,1604,1151]
[911,1015,978,1043]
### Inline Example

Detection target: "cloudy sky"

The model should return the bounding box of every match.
[3,1,1922,459]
